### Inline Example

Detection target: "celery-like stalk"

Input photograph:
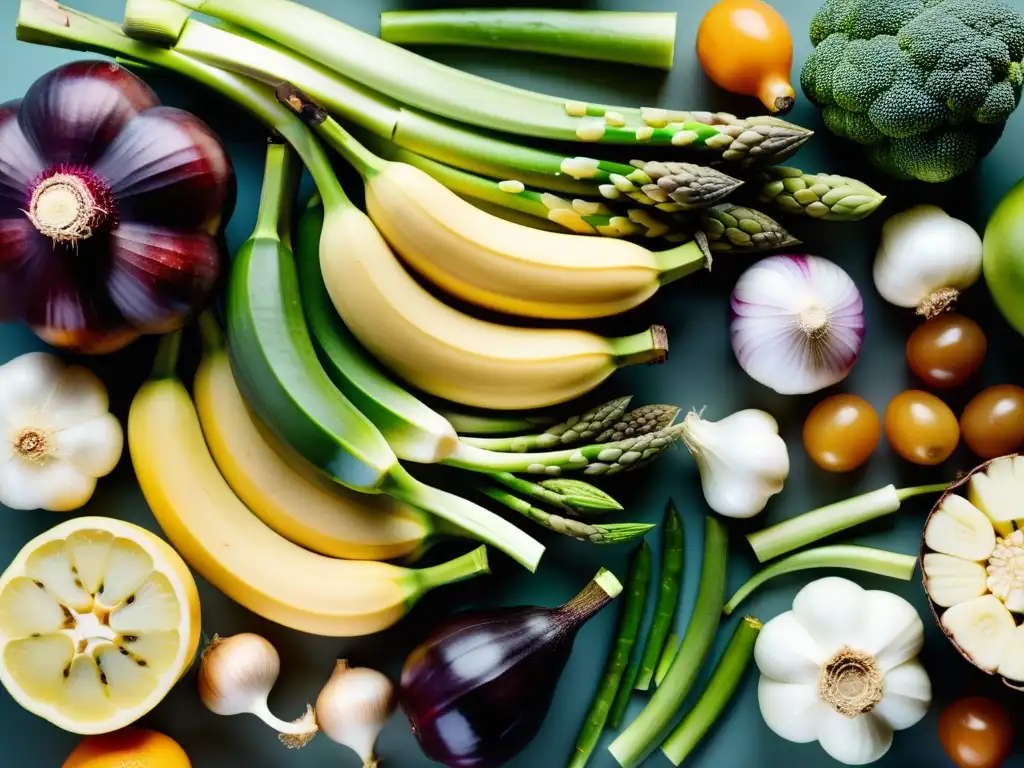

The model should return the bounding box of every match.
[380,9,677,70]
[127,0,813,153]
[747,483,948,562]
[723,546,918,615]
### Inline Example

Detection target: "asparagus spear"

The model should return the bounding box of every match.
[439,409,557,435]
[695,203,801,252]
[653,632,680,686]
[635,502,685,690]
[490,472,623,515]
[620,160,743,211]
[569,541,652,768]
[757,166,886,221]
[481,487,654,544]
[595,404,680,443]
[462,397,632,452]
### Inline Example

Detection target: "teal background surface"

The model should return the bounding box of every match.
[2,0,1024,766]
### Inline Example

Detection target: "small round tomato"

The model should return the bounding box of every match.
[906,314,987,389]
[938,697,1013,768]
[885,390,959,465]
[803,394,881,472]
[961,385,1024,459]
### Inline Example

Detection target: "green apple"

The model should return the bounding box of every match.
[984,178,1024,335]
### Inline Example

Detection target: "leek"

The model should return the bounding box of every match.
[380,9,677,70]
[125,0,813,153]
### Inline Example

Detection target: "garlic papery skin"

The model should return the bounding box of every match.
[198,633,318,748]
[680,409,789,519]
[316,659,395,767]
[0,352,122,511]
[755,577,930,765]
[873,205,982,317]
[731,255,865,395]
[921,461,1024,683]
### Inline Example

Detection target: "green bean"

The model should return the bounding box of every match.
[608,641,642,729]
[569,541,652,767]
[634,501,684,690]
[653,632,679,687]
[609,516,728,767]
[661,616,762,765]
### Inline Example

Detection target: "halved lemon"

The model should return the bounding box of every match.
[0,517,201,734]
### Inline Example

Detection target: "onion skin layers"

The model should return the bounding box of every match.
[0,61,234,353]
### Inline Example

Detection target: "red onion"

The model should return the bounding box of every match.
[399,569,622,767]
[731,254,865,395]
[0,61,233,353]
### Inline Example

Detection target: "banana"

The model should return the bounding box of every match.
[313,201,667,410]
[280,91,710,320]
[128,345,490,637]
[194,328,439,562]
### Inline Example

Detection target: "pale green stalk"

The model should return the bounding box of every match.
[653,633,679,686]
[724,546,918,615]
[440,410,556,435]
[489,473,623,514]
[462,397,631,452]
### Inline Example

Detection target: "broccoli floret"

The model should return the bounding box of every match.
[802,0,1024,181]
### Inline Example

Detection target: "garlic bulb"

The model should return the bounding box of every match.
[873,205,982,317]
[922,456,1024,682]
[198,633,318,748]
[731,255,865,395]
[316,659,395,767]
[679,409,789,519]
[755,577,931,765]
[0,352,122,511]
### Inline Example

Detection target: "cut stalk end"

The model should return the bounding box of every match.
[415,545,490,593]
[612,326,669,367]
[122,0,191,44]
[655,233,711,284]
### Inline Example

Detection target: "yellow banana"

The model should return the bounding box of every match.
[128,367,489,637]
[364,162,710,319]
[318,204,667,410]
[194,345,436,561]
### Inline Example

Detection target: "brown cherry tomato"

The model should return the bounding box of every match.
[884,390,959,465]
[961,385,1024,459]
[803,394,881,472]
[906,314,987,389]
[938,696,1013,768]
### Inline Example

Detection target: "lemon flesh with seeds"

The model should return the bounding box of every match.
[0,517,200,734]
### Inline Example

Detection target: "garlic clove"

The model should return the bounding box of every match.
[46,365,111,428]
[857,590,924,672]
[756,677,823,743]
[941,595,1016,672]
[753,611,822,683]
[791,577,867,654]
[54,415,124,477]
[817,707,893,766]
[968,456,1024,535]
[924,495,996,562]
[316,659,395,766]
[923,554,988,608]
[0,457,95,513]
[873,660,931,731]
[995,624,1024,682]
[0,353,62,425]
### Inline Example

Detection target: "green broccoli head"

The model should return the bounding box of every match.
[801,0,1024,181]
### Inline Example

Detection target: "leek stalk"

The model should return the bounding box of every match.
[381,9,677,70]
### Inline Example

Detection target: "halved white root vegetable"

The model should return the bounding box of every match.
[924,495,996,562]
[968,456,1024,535]
[922,554,988,607]
[987,529,1024,613]
[941,595,1016,672]
[996,624,1024,682]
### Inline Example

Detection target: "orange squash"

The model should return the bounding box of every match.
[696,0,795,113]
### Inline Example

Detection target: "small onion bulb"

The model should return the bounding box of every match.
[316,660,396,768]
[198,633,318,748]
[731,254,865,395]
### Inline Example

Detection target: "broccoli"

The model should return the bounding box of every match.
[801,0,1024,182]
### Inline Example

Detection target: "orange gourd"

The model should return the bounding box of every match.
[697,0,795,113]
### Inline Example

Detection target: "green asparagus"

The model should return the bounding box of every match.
[462,397,632,452]
[439,409,557,435]
[757,166,886,221]
[696,203,801,252]
[635,502,685,690]
[569,542,652,768]
[653,632,679,686]
[622,160,743,211]
[595,404,680,443]
[481,487,653,544]
[490,472,623,514]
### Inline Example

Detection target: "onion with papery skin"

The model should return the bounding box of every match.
[0,61,233,353]
[399,569,621,768]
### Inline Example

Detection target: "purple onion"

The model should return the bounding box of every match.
[400,570,621,768]
[0,61,234,353]
[730,254,865,395]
